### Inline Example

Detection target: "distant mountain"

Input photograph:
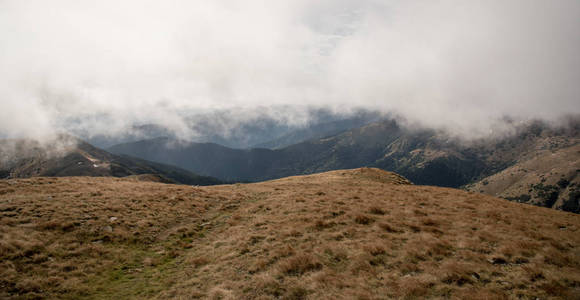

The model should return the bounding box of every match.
[466,144,580,212]
[77,108,381,149]
[252,111,382,149]
[108,118,577,186]
[0,136,222,185]
[111,122,418,183]
[110,137,282,182]
[81,124,174,149]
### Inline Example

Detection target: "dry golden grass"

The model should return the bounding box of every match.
[1,167,579,299]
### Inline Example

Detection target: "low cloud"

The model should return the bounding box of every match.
[0,0,579,140]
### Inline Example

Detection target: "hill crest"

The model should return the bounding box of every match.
[1,168,579,299]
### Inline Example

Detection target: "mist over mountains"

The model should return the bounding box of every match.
[1,1,579,142]
[0,135,222,185]
[0,1,579,209]
[108,117,579,184]
[2,2,580,298]
[78,108,383,149]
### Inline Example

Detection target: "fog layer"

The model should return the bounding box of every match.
[1,0,579,140]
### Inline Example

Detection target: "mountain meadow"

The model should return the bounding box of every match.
[1,168,579,299]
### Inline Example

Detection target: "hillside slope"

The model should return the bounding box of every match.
[109,120,472,184]
[0,137,221,185]
[466,144,580,212]
[1,168,579,299]
[109,119,579,188]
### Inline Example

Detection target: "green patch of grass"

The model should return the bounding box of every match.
[83,244,182,299]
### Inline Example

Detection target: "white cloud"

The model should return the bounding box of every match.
[0,0,578,140]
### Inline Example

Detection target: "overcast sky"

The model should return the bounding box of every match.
[1,0,579,140]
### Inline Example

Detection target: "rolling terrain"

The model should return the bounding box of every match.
[109,118,579,189]
[466,144,580,212]
[1,168,579,299]
[0,136,221,186]
[109,119,464,183]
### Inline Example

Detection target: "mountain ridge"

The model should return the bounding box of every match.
[466,144,580,212]
[109,118,579,185]
[0,136,222,186]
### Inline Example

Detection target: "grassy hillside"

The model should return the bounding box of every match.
[466,144,580,212]
[1,168,579,299]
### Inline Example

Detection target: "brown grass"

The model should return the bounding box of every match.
[354,214,374,225]
[278,254,323,276]
[1,167,580,299]
[369,206,386,215]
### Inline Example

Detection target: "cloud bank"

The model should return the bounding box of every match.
[1,0,579,140]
